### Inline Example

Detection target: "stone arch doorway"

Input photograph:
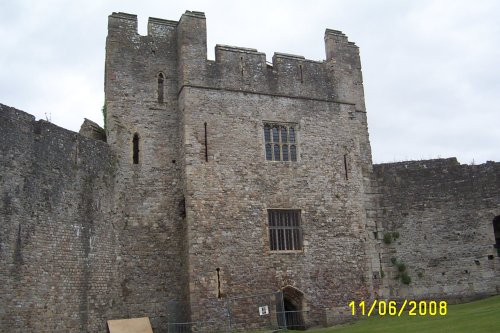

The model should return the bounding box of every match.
[280,286,306,330]
[494,216,500,256]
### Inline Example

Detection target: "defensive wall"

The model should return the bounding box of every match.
[373,158,500,300]
[0,104,118,331]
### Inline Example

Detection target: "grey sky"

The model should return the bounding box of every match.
[1,0,498,164]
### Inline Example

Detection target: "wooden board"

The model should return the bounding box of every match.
[107,317,153,333]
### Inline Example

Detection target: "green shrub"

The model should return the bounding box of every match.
[383,233,392,244]
[401,272,411,285]
[102,103,107,130]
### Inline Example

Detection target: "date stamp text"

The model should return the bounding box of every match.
[349,300,447,317]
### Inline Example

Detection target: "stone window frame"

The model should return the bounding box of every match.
[263,122,298,162]
[157,72,165,103]
[267,209,303,253]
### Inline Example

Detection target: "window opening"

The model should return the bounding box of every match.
[216,268,221,298]
[344,154,349,180]
[282,145,289,161]
[204,122,208,162]
[157,73,164,103]
[133,133,139,164]
[494,216,500,256]
[268,210,302,251]
[264,123,297,162]
[299,64,303,83]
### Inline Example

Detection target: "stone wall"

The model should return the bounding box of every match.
[0,104,118,331]
[180,87,373,327]
[373,158,500,300]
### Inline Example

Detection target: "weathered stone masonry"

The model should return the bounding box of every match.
[373,159,500,300]
[104,10,375,329]
[0,104,118,332]
[1,10,499,333]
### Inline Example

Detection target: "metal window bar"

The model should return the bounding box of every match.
[269,210,302,251]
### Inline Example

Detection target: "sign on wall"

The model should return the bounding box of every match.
[259,305,269,316]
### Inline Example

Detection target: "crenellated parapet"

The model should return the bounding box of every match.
[105,11,365,110]
[200,29,363,105]
[207,45,333,101]
[107,12,178,40]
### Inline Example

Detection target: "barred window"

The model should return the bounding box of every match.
[264,123,297,162]
[268,210,302,251]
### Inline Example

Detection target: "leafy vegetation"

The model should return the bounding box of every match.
[102,103,107,130]
[383,233,393,244]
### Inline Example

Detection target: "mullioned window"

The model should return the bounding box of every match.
[264,123,297,162]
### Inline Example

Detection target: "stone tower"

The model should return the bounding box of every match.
[105,12,188,329]
[105,10,376,329]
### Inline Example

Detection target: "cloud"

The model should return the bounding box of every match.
[0,0,499,164]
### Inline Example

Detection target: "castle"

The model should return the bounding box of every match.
[0,11,499,332]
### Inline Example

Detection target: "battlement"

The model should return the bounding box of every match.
[182,10,205,19]
[106,11,364,108]
[375,157,500,176]
[108,12,179,39]
[108,11,358,57]
[110,12,137,21]
[148,17,178,27]
[0,103,109,149]
[273,52,306,60]
[215,44,262,55]
[0,103,35,124]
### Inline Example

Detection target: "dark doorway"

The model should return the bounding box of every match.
[494,216,500,256]
[280,286,305,330]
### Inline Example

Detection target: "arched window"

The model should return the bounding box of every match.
[157,73,165,103]
[494,216,500,256]
[133,133,140,164]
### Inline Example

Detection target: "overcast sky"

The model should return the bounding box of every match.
[1,0,498,164]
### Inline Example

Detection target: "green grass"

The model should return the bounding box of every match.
[313,296,500,333]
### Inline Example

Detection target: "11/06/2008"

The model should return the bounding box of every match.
[349,300,447,317]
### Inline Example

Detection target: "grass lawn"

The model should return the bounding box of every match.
[312,295,500,333]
